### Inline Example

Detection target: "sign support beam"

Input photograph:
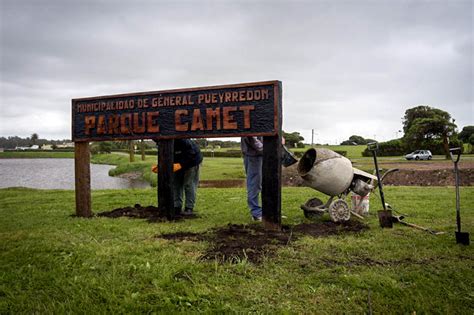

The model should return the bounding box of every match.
[262,136,282,230]
[157,139,175,219]
[74,142,92,217]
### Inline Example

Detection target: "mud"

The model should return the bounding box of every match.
[382,168,474,186]
[199,179,244,188]
[281,161,474,187]
[97,204,199,222]
[157,221,368,264]
[198,161,473,188]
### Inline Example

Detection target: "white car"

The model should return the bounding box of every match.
[405,150,432,160]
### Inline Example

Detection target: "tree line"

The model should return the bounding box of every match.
[339,105,473,157]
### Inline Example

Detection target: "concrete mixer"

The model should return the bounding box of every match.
[297,148,377,222]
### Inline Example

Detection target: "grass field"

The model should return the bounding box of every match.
[2,151,473,187]
[0,151,74,159]
[1,186,473,313]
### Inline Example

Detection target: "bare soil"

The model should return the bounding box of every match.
[281,161,474,187]
[199,179,244,188]
[98,206,368,263]
[362,161,474,186]
[158,221,368,264]
[97,204,198,222]
[197,161,473,188]
[381,168,473,186]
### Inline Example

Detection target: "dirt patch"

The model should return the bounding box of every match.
[199,179,244,188]
[373,160,474,170]
[282,163,305,187]
[157,221,368,264]
[280,161,474,187]
[97,204,198,222]
[292,220,369,237]
[382,168,474,186]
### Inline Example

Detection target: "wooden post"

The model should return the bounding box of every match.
[129,140,135,162]
[140,139,145,161]
[262,135,282,230]
[74,141,92,217]
[157,139,175,219]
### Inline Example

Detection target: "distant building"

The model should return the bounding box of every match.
[15,145,39,150]
[57,142,74,148]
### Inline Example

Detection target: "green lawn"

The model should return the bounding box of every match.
[292,145,367,159]
[0,151,74,159]
[1,186,473,313]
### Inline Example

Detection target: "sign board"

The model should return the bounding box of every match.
[72,81,281,142]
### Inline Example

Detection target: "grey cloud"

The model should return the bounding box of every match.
[1,0,472,141]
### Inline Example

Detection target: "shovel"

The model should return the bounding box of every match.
[449,148,470,245]
[392,215,445,235]
[368,142,392,228]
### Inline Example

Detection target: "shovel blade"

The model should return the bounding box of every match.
[378,210,393,228]
[455,232,470,245]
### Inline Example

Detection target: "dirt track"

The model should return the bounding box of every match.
[283,160,473,186]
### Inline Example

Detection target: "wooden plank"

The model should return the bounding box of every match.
[262,134,282,231]
[74,142,92,217]
[157,139,175,219]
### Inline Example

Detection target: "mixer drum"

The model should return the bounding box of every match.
[297,148,354,196]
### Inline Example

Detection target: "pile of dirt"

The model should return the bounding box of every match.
[199,179,244,188]
[97,204,198,221]
[281,163,305,187]
[382,168,474,186]
[158,221,368,264]
[280,161,474,187]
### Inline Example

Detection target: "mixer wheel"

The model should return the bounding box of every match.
[328,199,350,222]
[302,198,324,219]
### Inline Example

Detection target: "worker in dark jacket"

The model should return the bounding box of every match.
[241,136,263,221]
[173,139,203,215]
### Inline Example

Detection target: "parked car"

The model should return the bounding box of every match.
[405,150,432,160]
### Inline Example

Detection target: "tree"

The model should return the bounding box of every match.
[283,131,304,148]
[340,135,369,145]
[99,142,112,154]
[31,133,39,146]
[402,105,457,158]
[140,139,146,161]
[459,126,474,143]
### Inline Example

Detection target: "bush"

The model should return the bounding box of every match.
[361,138,465,157]
[362,139,406,157]
[202,150,242,158]
[421,139,464,155]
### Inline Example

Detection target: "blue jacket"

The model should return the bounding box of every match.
[174,139,203,171]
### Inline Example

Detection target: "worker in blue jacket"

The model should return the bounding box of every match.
[153,139,203,216]
[173,139,203,215]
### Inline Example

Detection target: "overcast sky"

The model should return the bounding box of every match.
[1,0,472,144]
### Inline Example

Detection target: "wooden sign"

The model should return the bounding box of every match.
[72,81,281,142]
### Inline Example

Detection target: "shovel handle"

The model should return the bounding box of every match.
[367,142,379,151]
[449,147,461,163]
[397,220,445,235]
